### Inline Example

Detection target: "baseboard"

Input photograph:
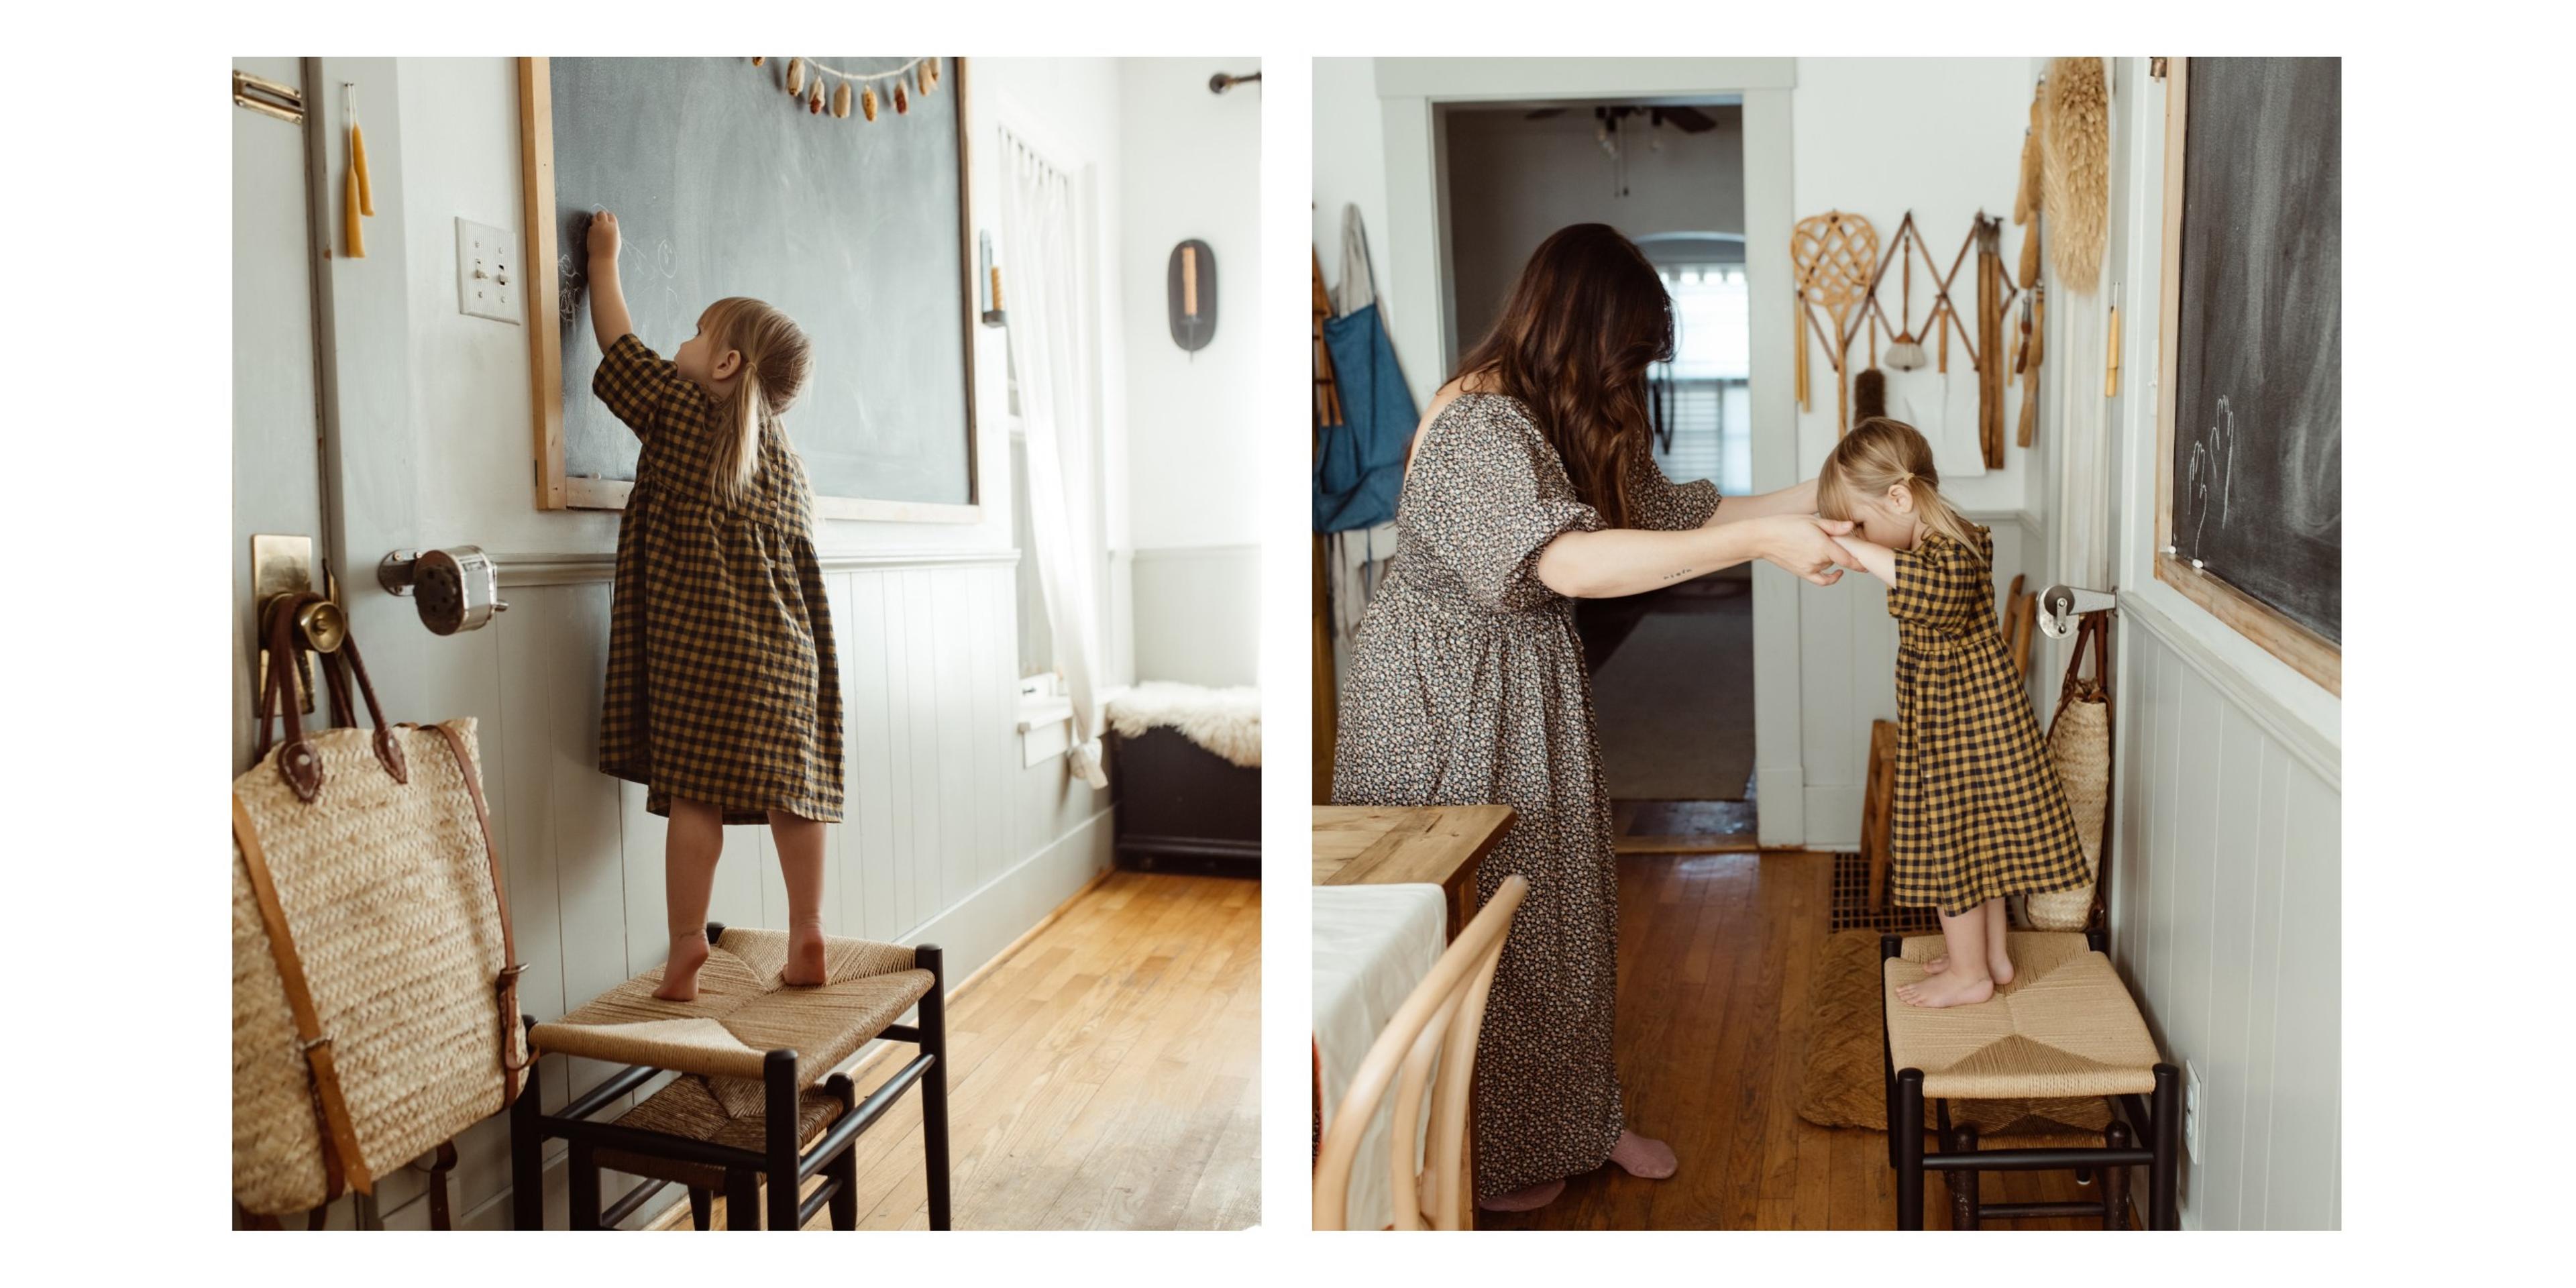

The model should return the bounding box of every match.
[1803,783,1863,851]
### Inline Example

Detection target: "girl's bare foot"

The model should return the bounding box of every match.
[784,922,828,987]
[1988,947,2016,988]
[1896,971,1995,1009]
[1923,954,1951,974]
[655,932,710,1002]
[1477,1179,1566,1212]
[1609,1130,1677,1179]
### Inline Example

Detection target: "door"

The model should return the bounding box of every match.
[233,57,331,772]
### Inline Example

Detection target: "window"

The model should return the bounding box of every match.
[1648,263,1753,495]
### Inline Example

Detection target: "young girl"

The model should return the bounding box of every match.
[1818,418,2091,1009]
[584,209,844,1001]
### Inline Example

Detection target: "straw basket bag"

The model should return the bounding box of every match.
[232,593,528,1219]
[2026,612,2112,932]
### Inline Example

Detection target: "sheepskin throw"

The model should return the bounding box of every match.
[1104,682,1262,768]
[2041,57,2110,292]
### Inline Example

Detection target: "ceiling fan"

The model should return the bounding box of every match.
[1521,103,1721,132]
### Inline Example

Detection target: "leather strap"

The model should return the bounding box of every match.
[232,793,374,1198]
[426,720,532,1106]
[311,607,408,785]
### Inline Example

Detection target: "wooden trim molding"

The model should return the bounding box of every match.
[2118,586,2339,790]
[495,548,1019,587]
[2149,57,2339,696]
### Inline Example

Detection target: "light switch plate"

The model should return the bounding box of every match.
[456,217,519,323]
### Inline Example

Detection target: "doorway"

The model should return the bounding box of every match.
[1437,98,1760,844]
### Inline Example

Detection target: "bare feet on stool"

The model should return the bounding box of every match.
[1896,969,1994,1009]
[784,922,828,986]
[1477,1179,1566,1212]
[1609,1130,1678,1179]
[1921,949,2014,986]
[655,931,710,1002]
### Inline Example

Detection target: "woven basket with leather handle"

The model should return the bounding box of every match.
[232,594,527,1218]
[2027,613,2111,932]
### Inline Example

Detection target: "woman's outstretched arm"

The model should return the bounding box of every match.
[1537,513,1855,598]
[1703,476,1822,526]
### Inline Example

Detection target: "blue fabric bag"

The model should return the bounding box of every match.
[1315,302,1417,533]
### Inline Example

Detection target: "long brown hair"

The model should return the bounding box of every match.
[1816,417,1979,551]
[700,297,814,509]
[1451,223,1672,529]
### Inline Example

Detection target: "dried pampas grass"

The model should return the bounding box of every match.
[2041,57,2109,292]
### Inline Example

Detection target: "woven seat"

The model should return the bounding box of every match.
[594,1077,847,1191]
[531,928,934,1089]
[1882,932,2159,1101]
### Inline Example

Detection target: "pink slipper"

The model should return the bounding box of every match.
[1477,1179,1567,1212]
[1609,1130,1677,1179]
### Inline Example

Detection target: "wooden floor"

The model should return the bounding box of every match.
[1478,849,2124,1230]
[665,870,1260,1230]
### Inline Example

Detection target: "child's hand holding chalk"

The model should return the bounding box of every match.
[588,210,621,264]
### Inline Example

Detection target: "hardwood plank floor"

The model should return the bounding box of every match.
[655,870,1259,1230]
[1477,851,2125,1230]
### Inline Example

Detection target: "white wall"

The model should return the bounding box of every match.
[1313,58,1394,321]
[291,55,1130,1230]
[1116,57,1263,688]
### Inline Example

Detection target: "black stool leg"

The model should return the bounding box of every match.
[688,1187,712,1230]
[568,1140,600,1230]
[2149,1064,2182,1230]
[510,1016,543,1230]
[726,1169,760,1230]
[1894,1069,1926,1230]
[1879,935,1902,1169]
[918,945,953,1231]
[1949,1124,1979,1230]
[827,1073,859,1231]
[765,1049,802,1232]
[2103,1121,2133,1230]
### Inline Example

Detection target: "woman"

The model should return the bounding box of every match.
[1332,223,1852,1212]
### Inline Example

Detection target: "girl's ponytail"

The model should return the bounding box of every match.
[698,298,813,511]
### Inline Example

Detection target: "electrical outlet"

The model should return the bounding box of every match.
[456,218,520,324]
[2184,1061,2204,1164]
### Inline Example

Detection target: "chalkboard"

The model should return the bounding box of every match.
[2165,57,2340,645]
[525,57,976,514]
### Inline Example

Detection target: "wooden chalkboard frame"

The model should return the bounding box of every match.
[2152,57,2340,696]
[517,56,982,523]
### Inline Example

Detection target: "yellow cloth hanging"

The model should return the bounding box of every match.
[343,119,368,258]
[344,164,366,258]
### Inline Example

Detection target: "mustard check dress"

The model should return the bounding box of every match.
[1332,393,1718,1200]
[592,333,844,826]
[1885,526,2088,915]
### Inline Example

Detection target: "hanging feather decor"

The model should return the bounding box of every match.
[861,87,878,121]
[833,83,852,118]
[786,58,806,98]
[2040,57,2109,292]
[894,83,909,115]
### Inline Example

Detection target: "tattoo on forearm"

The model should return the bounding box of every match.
[1662,568,1694,582]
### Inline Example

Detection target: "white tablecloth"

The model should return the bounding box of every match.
[1312,883,1448,1231]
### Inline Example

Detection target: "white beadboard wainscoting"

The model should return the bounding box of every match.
[1786,511,2043,850]
[340,550,1109,1230]
[2108,592,2340,1230]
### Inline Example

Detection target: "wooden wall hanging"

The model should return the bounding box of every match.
[1796,210,2027,453]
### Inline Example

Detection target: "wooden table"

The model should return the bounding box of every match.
[1312,804,1515,942]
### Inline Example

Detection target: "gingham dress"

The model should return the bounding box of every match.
[1885,526,2089,914]
[593,333,844,826]
[1331,393,1717,1199]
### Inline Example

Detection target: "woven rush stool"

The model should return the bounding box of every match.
[1880,930,2181,1230]
[510,924,951,1230]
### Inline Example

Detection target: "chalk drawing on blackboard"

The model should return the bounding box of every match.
[2182,392,2238,564]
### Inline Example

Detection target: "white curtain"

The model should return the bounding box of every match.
[1000,129,1109,788]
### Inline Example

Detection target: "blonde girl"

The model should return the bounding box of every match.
[584,210,845,1001]
[1818,418,2092,1008]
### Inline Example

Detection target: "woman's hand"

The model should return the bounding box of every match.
[587,209,621,266]
[1755,515,1855,586]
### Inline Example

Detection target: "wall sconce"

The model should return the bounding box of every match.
[979,230,1006,327]
[1168,239,1215,353]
